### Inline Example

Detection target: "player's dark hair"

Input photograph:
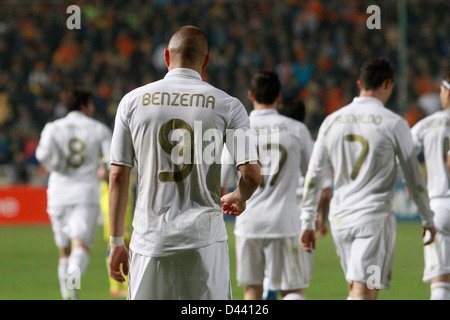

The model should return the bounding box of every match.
[278,96,306,123]
[359,57,394,90]
[65,88,92,112]
[250,70,281,105]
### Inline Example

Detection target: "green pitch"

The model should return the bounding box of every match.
[0,221,430,300]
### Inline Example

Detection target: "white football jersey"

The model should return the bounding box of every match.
[296,160,332,207]
[411,109,450,199]
[110,68,258,257]
[301,97,434,230]
[36,111,112,208]
[222,109,314,238]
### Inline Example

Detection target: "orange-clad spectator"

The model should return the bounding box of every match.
[18,18,35,40]
[415,72,435,96]
[98,81,112,100]
[115,31,136,59]
[404,103,424,127]
[53,35,80,69]
[306,0,324,21]
[316,53,332,73]
[324,86,344,115]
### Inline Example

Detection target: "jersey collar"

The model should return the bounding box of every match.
[164,68,202,80]
[67,110,87,118]
[353,96,385,107]
[249,108,279,117]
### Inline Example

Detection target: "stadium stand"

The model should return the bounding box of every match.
[0,0,448,185]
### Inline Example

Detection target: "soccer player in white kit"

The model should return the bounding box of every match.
[36,88,112,300]
[300,58,436,300]
[107,26,260,300]
[222,71,315,300]
[278,96,332,238]
[411,73,450,300]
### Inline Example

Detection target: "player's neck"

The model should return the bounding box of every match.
[359,90,387,105]
[253,103,277,110]
[167,64,203,76]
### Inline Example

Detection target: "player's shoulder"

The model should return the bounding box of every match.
[121,81,161,102]
[199,81,241,110]
[43,114,68,132]
[277,113,310,132]
[421,109,449,123]
[90,117,112,134]
[65,111,112,134]
[204,81,233,97]
[413,109,450,131]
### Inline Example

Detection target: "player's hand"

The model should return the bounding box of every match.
[221,191,246,216]
[108,245,129,283]
[299,230,316,253]
[422,225,436,246]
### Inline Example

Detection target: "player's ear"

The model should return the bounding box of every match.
[384,79,390,89]
[356,80,363,91]
[201,53,210,71]
[383,79,393,91]
[276,91,282,101]
[248,90,254,102]
[164,49,170,68]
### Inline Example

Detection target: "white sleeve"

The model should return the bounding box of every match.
[394,119,434,228]
[410,121,424,156]
[220,145,239,188]
[300,125,332,230]
[225,98,259,167]
[36,123,65,172]
[299,124,315,177]
[321,170,333,190]
[110,94,135,167]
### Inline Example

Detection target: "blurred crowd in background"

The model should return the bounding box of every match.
[0,0,448,184]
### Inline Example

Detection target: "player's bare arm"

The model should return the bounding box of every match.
[316,187,331,238]
[108,164,131,282]
[221,162,260,216]
[447,154,450,174]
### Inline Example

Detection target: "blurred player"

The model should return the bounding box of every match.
[278,96,332,238]
[300,58,436,300]
[411,73,450,300]
[222,70,314,300]
[108,26,260,300]
[252,96,332,300]
[36,88,112,300]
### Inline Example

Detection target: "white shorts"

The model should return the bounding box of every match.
[423,198,450,282]
[48,204,100,250]
[430,198,450,236]
[127,241,231,300]
[331,215,396,289]
[235,236,313,291]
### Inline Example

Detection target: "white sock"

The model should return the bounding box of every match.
[347,296,354,300]
[283,293,306,300]
[58,258,69,298]
[67,247,89,277]
[430,282,450,300]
